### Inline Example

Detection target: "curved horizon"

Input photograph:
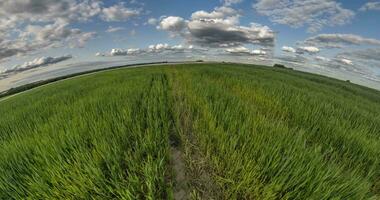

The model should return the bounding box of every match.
[1,0,380,91]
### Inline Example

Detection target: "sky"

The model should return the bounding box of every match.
[1,0,380,91]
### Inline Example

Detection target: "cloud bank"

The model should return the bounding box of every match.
[2,55,73,76]
[156,5,275,48]
[97,43,197,57]
[253,0,354,33]
[282,46,296,53]
[0,0,141,62]
[360,2,380,11]
[304,34,380,48]
[225,46,267,56]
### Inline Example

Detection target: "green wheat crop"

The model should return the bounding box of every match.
[0,63,379,199]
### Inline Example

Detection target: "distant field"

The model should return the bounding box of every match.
[0,63,379,199]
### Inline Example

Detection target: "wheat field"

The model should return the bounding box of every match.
[0,63,379,199]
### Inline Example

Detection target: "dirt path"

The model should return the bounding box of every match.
[170,146,189,200]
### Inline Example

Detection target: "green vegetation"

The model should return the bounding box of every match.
[0,63,379,199]
[0,61,171,99]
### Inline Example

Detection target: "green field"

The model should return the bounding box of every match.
[0,63,379,199]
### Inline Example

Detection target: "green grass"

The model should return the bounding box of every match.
[0,63,379,199]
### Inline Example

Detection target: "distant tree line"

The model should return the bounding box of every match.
[273,64,293,70]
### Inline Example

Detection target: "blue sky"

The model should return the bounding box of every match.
[1,0,380,91]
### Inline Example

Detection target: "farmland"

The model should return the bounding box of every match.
[0,63,379,199]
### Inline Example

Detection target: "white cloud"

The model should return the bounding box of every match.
[252,49,267,55]
[0,0,142,62]
[73,32,97,48]
[158,16,187,33]
[110,48,141,56]
[148,43,193,53]
[95,52,105,57]
[101,3,140,22]
[188,20,274,47]
[191,6,238,20]
[172,44,185,50]
[3,55,72,74]
[0,43,28,61]
[20,55,73,69]
[0,0,103,24]
[127,48,141,55]
[338,48,380,62]
[297,46,320,54]
[314,56,330,62]
[253,0,355,33]
[226,46,267,56]
[149,43,170,51]
[223,0,243,6]
[21,21,80,42]
[3,21,97,60]
[360,2,380,11]
[307,50,380,83]
[226,46,250,53]
[304,34,380,48]
[106,26,125,33]
[337,58,353,65]
[158,5,275,48]
[108,44,196,56]
[147,18,158,25]
[282,46,296,53]
[99,43,196,57]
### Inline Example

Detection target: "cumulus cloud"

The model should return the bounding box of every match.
[223,0,243,6]
[3,55,72,74]
[125,48,141,55]
[226,46,267,56]
[297,46,320,54]
[95,52,105,57]
[148,43,171,52]
[110,48,142,56]
[71,32,97,48]
[187,21,274,47]
[252,49,267,56]
[158,6,275,48]
[226,46,250,54]
[0,20,96,62]
[0,46,27,61]
[98,43,198,57]
[282,46,296,53]
[312,54,378,82]
[324,58,370,77]
[0,0,141,62]
[338,48,380,62]
[360,2,380,11]
[21,21,80,42]
[148,43,195,53]
[25,21,96,48]
[333,49,380,82]
[158,16,187,34]
[253,0,354,33]
[0,0,102,24]
[191,6,238,20]
[304,34,380,48]
[106,26,125,33]
[314,56,330,62]
[147,18,158,25]
[101,3,140,21]
[337,58,353,65]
